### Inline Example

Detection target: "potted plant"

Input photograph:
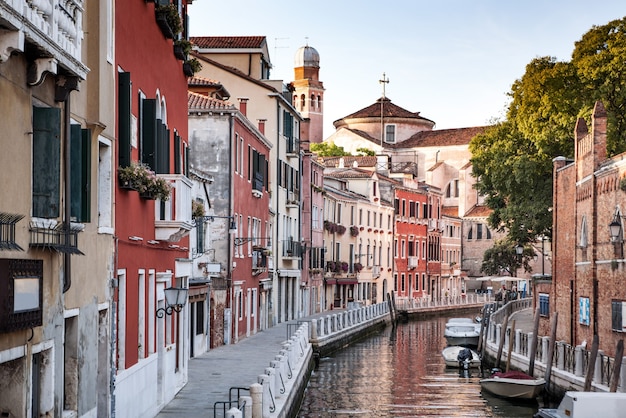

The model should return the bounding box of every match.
[340,262,349,273]
[350,226,359,237]
[192,200,205,218]
[183,57,202,76]
[336,225,346,235]
[174,38,192,60]
[155,3,182,39]
[118,161,171,200]
[354,262,363,273]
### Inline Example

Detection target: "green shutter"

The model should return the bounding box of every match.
[141,99,157,170]
[174,133,181,174]
[71,127,91,222]
[156,121,169,173]
[32,107,61,218]
[184,145,189,177]
[118,72,132,168]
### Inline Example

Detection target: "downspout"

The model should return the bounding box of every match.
[63,94,72,292]
[228,112,234,339]
[275,100,280,323]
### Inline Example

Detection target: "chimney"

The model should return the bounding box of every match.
[238,97,249,117]
[258,119,266,135]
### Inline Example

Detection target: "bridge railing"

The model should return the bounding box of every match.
[394,292,492,311]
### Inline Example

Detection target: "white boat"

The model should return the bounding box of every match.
[535,391,626,418]
[441,345,481,368]
[444,318,481,347]
[480,370,545,400]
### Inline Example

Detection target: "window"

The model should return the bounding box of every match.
[385,124,395,143]
[539,293,550,317]
[612,300,626,332]
[401,273,405,292]
[579,297,590,326]
[118,72,132,168]
[195,301,204,335]
[0,259,43,332]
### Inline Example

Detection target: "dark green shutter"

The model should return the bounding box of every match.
[32,107,61,218]
[156,121,169,173]
[184,145,189,177]
[118,72,132,168]
[264,158,268,190]
[70,126,91,222]
[174,133,181,174]
[141,99,157,170]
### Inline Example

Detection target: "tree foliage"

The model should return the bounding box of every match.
[480,239,533,276]
[310,142,350,157]
[356,147,375,156]
[470,17,626,245]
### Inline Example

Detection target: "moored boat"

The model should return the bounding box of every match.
[534,391,626,418]
[444,318,480,347]
[480,370,544,400]
[441,345,481,369]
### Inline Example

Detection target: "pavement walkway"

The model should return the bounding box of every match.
[157,310,337,417]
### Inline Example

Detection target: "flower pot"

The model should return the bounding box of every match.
[155,11,175,39]
[118,178,137,191]
[183,62,194,77]
[173,44,186,60]
[140,192,156,200]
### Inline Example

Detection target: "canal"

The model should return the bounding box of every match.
[298,314,541,417]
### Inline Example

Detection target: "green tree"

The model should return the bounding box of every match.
[310,142,350,157]
[471,17,626,245]
[480,240,532,276]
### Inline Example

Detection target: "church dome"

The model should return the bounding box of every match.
[294,45,320,68]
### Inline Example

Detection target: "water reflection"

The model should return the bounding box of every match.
[298,315,539,417]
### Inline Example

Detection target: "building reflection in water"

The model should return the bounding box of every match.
[298,315,540,417]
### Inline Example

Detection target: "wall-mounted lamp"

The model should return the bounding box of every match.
[156,286,188,317]
[609,214,624,242]
[200,215,237,231]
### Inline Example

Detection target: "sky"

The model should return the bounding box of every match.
[188,1,626,139]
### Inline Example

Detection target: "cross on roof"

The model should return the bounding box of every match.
[379,72,389,98]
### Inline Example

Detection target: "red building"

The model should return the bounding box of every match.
[394,184,431,298]
[114,1,194,415]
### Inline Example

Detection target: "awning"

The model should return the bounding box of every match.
[475,276,525,282]
[337,278,358,285]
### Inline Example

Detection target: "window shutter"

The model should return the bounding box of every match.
[184,144,189,177]
[174,132,181,174]
[155,121,169,174]
[141,99,157,170]
[264,157,269,190]
[71,126,91,222]
[118,72,132,168]
[612,301,622,331]
[32,107,61,218]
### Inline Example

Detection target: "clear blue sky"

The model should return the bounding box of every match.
[189,1,625,139]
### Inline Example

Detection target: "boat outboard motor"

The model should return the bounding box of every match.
[457,348,473,369]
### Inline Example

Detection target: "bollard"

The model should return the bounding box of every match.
[226,407,242,418]
[265,366,277,397]
[594,350,604,384]
[556,341,565,370]
[250,383,263,418]
[240,395,252,418]
[257,374,271,418]
[574,345,584,377]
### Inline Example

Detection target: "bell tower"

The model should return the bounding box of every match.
[292,44,324,144]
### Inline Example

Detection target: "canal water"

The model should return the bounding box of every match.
[298,314,541,417]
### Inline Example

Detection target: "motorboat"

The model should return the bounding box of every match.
[441,345,481,369]
[534,391,626,418]
[480,370,545,400]
[444,318,481,347]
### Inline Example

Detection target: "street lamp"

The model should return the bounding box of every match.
[515,244,524,258]
[156,286,188,317]
[609,215,623,242]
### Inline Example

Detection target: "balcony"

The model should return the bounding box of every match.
[0,0,88,79]
[154,174,193,241]
[408,256,418,269]
[251,250,268,275]
[282,237,301,258]
[286,191,299,208]
[372,265,381,278]
[285,137,299,157]
[29,218,84,254]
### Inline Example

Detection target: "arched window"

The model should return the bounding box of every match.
[311,94,316,110]
[300,94,305,111]
[317,95,322,111]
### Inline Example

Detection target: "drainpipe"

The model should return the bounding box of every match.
[228,112,234,341]
[63,93,72,292]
